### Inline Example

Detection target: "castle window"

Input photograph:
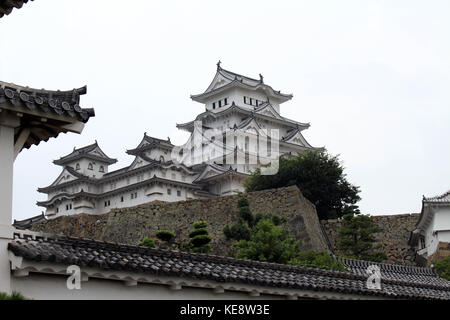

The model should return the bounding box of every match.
[212,102,216,109]
[249,98,253,105]
[75,163,80,171]
[56,207,59,213]
[177,190,181,197]
[99,166,105,173]
[167,188,171,195]
[224,98,228,105]
[121,196,124,202]
[244,96,247,104]
[88,163,93,170]
[160,155,165,162]
[218,100,222,108]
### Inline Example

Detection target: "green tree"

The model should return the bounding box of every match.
[223,197,253,241]
[140,237,156,248]
[337,214,387,262]
[188,220,212,253]
[434,256,450,281]
[244,151,361,220]
[234,218,300,264]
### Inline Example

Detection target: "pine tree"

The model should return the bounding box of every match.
[337,214,387,262]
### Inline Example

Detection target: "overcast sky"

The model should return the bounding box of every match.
[1,0,449,221]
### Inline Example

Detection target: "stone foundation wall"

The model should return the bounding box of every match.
[32,186,329,256]
[321,214,419,265]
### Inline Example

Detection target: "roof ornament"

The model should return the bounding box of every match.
[167,137,171,143]
[216,60,222,70]
[259,74,264,83]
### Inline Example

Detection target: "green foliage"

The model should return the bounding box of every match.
[0,292,27,300]
[289,250,345,271]
[238,206,254,226]
[337,214,387,262]
[155,230,176,242]
[244,151,361,220]
[234,218,300,264]
[140,237,156,248]
[254,212,286,226]
[189,227,208,238]
[187,220,212,253]
[237,197,250,208]
[434,256,450,281]
[223,221,251,241]
[193,221,208,229]
[191,234,212,247]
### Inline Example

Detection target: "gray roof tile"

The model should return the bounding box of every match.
[8,233,450,300]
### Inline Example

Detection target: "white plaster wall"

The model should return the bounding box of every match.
[434,208,450,231]
[11,273,280,300]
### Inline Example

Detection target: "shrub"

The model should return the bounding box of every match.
[188,221,212,253]
[237,197,250,208]
[191,234,212,248]
[193,221,208,229]
[238,206,254,226]
[234,218,300,264]
[254,213,285,226]
[189,227,208,238]
[223,221,251,241]
[0,292,27,300]
[140,237,156,248]
[155,230,176,242]
[434,256,450,281]
[289,250,345,271]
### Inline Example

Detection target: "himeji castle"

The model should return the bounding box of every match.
[38,63,322,217]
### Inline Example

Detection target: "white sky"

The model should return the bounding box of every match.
[1,0,449,221]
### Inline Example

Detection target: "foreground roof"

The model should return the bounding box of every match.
[8,232,450,300]
[0,81,95,150]
[0,0,32,18]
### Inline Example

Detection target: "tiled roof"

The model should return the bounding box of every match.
[13,213,46,230]
[0,0,32,18]
[53,141,117,165]
[191,64,293,103]
[423,190,450,203]
[8,234,450,300]
[126,133,174,155]
[0,81,95,150]
[0,81,94,122]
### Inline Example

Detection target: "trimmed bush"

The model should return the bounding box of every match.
[191,234,212,247]
[140,237,156,248]
[155,230,176,242]
[188,221,212,253]
[193,221,208,229]
[189,228,208,238]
